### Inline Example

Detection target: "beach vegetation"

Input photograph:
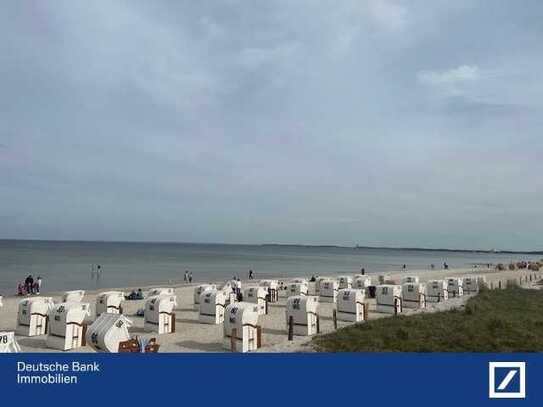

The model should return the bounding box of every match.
[313,286,543,352]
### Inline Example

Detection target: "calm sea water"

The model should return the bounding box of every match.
[0,240,539,295]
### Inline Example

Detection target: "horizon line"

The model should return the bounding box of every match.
[0,238,541,255]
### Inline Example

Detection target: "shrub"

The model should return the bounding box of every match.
[313,287,543,352]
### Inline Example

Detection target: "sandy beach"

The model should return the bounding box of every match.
[0,266,540,353]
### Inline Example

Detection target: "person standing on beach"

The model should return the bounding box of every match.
[36,276,42,294]
[248,269,254,279]
[361,267,365,275]
[188,271,193,283]
[25,275,34,295]
[184,270,189,283]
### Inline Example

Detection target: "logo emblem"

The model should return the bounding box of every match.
[489,362,526,399]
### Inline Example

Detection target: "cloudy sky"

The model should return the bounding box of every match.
[1,1,542,250]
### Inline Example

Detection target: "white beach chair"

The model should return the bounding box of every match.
[318,279,338,303]
[16,297,55,336]
[86,313,132,352]
[243,286,268,315]
[376,284,402,314]
[464,276,486,294]
[353,276,372,290]
[426,280,448,302]
[446,277,463,297]
[287,282,309,297]
[401,283,427,309]
[148,287,175,297]
[400,276,420,284]
[259,279,279,302]
[46,302,91,351]
[337,275,353,289]
[0,332,21,353]
[336,289,366,322]
[199,289,226,324]
[144,294,177,334]
[286,296,319,336]
[193,284,216,308]
[96,291,125,317]
[223,302,261,353]
[62,290,85,302]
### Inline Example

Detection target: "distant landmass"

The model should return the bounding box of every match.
[261,243,543,255]
[1,238,541,255]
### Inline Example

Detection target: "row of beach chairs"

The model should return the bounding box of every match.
[0,274,491,354]
[0,288,175,353]
[192,275,490,352]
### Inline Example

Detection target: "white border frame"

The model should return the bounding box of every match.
[488,361,526,399]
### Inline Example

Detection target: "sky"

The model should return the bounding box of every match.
[1,1,542,250]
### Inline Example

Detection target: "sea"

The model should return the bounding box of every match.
[0,240,540,294]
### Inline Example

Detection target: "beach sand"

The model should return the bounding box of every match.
[0,266,540,353]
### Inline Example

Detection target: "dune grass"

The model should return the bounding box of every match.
[313,286,543,352]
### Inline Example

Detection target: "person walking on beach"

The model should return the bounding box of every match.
[184,270,189,283]
[361,267,365,275]
[248,269,254,280]
[188,271,193,283]
[35,276,42,294]
[235,278,242,301]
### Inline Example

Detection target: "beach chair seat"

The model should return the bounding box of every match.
[0,332,21,353]
[118,338,141,353]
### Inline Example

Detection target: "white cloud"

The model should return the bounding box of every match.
[418,65,480,85]
[418,65,481,96]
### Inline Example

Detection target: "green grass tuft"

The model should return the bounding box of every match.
[313,287,543,352]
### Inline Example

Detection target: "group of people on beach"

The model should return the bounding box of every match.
[183,270,193,283]
[17,275,42,295]
[125,288,144,300]
[183,269,255,284]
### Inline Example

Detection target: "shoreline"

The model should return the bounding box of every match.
[0,264,508,300]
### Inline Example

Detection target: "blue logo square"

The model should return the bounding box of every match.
[493,367,521,393]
